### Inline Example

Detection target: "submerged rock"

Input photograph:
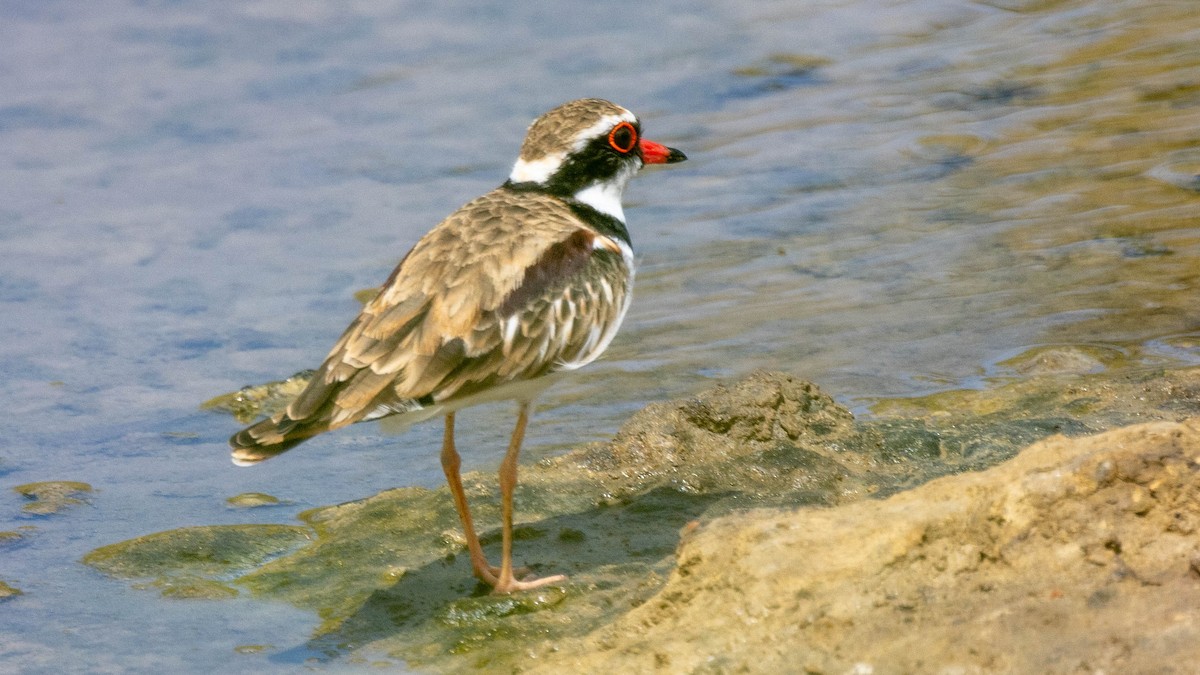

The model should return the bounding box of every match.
[83,524,312,599]
[201,370,314,423]
[225,492,284,509]
[0,580,21,599]
[13,481,92,515]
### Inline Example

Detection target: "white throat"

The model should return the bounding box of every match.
[572,161,637,223]
[573,181,626,223]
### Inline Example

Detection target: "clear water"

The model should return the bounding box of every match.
[2,0,1198,671]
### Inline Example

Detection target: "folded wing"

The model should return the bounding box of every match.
[230,190,631,464]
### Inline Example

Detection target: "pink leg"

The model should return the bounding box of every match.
[440,412,498,586]
[492,401,566,594]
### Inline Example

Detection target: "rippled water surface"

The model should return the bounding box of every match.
[2,0,1198,670]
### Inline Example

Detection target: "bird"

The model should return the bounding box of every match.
[229,98,686,594]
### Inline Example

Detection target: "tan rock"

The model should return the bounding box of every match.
[530,419,1200,674]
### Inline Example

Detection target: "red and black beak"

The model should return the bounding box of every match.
[640,138,688,165]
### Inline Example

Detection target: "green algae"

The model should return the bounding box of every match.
[139,576,241,600]
[83,524,312,598]
[295,486,711,671]
[13,481,92,515]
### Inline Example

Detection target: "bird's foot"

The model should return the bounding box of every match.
[490,571,567,595]
[471,561,564,593]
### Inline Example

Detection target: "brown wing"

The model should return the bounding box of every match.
[230,189,631,463]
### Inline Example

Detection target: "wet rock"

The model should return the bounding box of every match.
[559,370,884,509]
[999,344,1120,376]
[201,370,314,423]
[82,524,311,598]
[141,576,241,600]
[238,486,470,634]
[528,419,1200,673]
[225,492,284,508]
[13,481,92,515]
[874,363,1200,433]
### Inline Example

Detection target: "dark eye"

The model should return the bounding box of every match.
[608,122,638,153]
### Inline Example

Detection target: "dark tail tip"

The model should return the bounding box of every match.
[229,417,312,466]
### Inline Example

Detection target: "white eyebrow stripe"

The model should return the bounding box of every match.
[569,110,637,154]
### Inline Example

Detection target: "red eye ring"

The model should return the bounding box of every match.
[608,121,638,153]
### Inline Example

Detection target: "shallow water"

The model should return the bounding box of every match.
[2,0,1198,671]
